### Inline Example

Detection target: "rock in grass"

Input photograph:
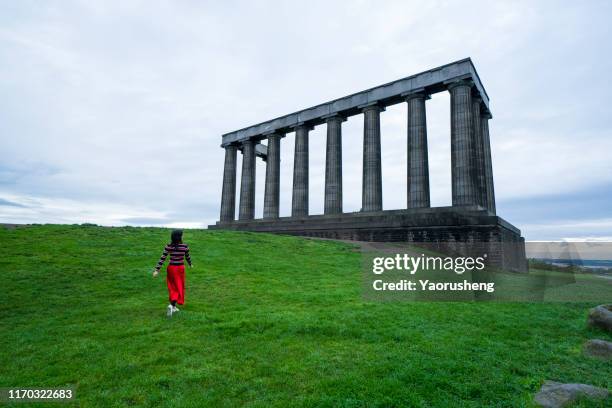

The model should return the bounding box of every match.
[588,304,612,332]
[534,381,608,408]
[584,339,612,360]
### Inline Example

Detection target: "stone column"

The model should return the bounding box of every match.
[324,115,344,214]
[219,144,237,222]
[449,81,478,206]
[481,113,496,214]
[406,93,430,208]
[291,124,310,217]
[263,133,281,219]
[238,139,256,220]
[471,96,487,208]
[362,104,383,212]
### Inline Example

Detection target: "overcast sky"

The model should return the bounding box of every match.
[1,1,611,241]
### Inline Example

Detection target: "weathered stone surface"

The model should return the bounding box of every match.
[471,96,487,208]
[324,115,343,215]
[584,339,612,360]
[534,381,608,408]
[221,58,490,147]
[362,105,383,212]
[238,140,256,220]
[219,145,238,222]
[291,125,310,217]
[211,207,527,272]
[263,133,281,219]
[214,60,525,270]
[406,93,430,208]
[480,113,496,214]
[449,80,479,206]
[588,304,612,332]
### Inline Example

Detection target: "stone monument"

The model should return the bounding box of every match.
[209,58,527,271]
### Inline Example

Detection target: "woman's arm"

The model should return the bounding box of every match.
[153,246,169,276]
[185,245,193,268]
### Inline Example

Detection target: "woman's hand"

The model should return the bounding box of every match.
[152,269,159,278]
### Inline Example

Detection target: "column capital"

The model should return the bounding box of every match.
[322,113,347,122]
[446,79,474,91]
[359,102,385,113]
[289,122,314,131]
[401,87,431,101]
[238,138,258,152]
[481,111,492,120]
[265,133,282,140]
[402,92,431,102]
[262,130,285,138]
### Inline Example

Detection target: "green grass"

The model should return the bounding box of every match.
[0,225,610,407]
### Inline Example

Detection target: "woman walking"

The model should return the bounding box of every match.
[153,229,192,317]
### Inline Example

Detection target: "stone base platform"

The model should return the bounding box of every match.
[209,206,528,272]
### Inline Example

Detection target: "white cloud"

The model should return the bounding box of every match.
[0,1,611,240]
[0,193,165,226]
[493,128,612,200]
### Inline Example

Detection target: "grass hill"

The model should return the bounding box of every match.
[1,225,610,407]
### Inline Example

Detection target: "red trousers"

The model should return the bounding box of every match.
[166,265,185,305]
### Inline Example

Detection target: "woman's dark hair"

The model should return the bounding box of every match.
[170,229,183,248]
